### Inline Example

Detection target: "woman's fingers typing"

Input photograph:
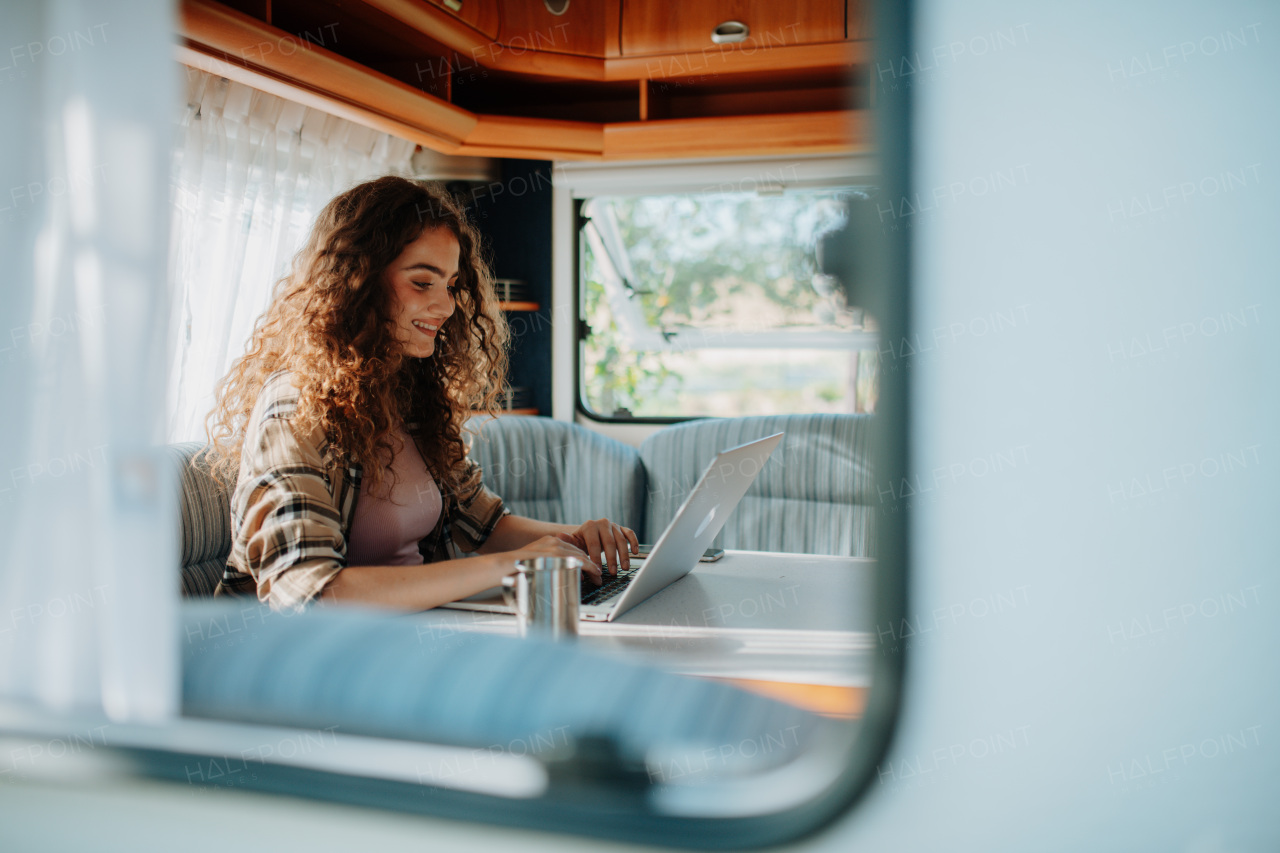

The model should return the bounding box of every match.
[583,522,608,574]
[605,522,636,573]
[571,519,639,574]
[507,523,638,589]
[621,524,640,565]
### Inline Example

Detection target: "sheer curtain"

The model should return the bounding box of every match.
[0,0,177,719]
[166,69,416,442]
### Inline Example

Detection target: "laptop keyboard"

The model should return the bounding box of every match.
[581,566,639,606]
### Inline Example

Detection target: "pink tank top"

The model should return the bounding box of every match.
[346,424,443,566]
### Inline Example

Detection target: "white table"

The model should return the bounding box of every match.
[412,551,876,697]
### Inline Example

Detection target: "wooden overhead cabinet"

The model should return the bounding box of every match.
[620,0,848,56]
[424,0,500,39]
[178,0,869,160]
[497,0,618,57]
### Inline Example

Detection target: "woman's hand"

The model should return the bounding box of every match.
[476,515,638,585]
[504,533,605,584]
[564,518,640,578]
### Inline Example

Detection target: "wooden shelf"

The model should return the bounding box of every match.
[498,301,539,312]
[605,110,866,160]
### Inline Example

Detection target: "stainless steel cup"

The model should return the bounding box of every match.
[501,557,582,640]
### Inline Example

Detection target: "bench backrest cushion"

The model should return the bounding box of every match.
[467,415,646,535]
[169,419,645,595]
[165,442,232,597]
[169,413,871,595]
[639,414,876,557]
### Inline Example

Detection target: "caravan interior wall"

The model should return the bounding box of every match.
[841,0,1278,850]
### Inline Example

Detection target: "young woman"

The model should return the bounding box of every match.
[204,176,637,612]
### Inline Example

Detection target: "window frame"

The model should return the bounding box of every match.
[563,157,880,425]
[574,196,689,427]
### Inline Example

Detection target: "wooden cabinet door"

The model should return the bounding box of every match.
[424,0,500,40]
[620,0,846,56]
[497,0,615,57]
[847,0,870,39]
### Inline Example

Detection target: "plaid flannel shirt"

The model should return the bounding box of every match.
[216,371,509,611]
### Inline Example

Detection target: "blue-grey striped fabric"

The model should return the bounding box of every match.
[182,601,828,767]
[467,416,646,535]
[165,442,233,598]
[639,415,876,557]
[166,414,869,597]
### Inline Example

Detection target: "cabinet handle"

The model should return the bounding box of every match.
[710,20,750,44]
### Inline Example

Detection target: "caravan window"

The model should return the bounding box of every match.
[578,187,879,420]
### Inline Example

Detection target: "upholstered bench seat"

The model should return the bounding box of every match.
[170,414,874,597]
[165,442,232,598]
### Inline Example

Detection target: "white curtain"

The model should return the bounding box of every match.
[0,0,177,719]
[166,70,417,443]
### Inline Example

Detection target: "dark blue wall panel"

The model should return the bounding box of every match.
[463,159,554,418]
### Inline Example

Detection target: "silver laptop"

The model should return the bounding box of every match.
[443,431,784,622]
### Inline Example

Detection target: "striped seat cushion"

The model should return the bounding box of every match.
[467,415,646,535]
[639,414,875,557]
[164,442,232,597]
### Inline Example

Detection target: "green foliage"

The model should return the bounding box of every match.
[581,189,866,417]
[583,249,678,416]
[613,191,849,330]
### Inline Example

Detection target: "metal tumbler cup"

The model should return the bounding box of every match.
[501,557,583,640]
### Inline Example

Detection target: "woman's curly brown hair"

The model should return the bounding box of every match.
[203,176,509,497]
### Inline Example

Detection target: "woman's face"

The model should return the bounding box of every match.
[384,226,460,359]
